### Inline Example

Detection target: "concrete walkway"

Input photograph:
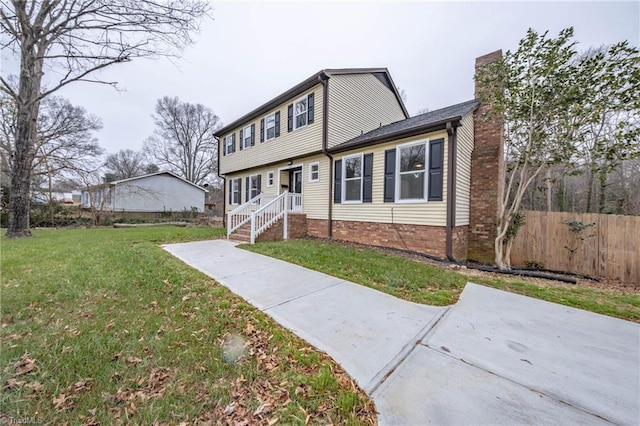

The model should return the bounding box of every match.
[164,239,640,425]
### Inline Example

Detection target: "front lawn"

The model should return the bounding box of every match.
[243,239,640,322]
[1,228,375,424]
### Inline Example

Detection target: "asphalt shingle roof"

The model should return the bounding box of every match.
[330,99,480,152]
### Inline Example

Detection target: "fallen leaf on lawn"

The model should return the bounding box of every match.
[112,351,123,361]
[268,417,279,425]
[24,381,43,393]
[150,300,158,308]
[3,378,24,390]
[105,320,115,332]
[126,357,142,364]
[12,354,36,376]
[53,393,70,410]
[88,408,97,416]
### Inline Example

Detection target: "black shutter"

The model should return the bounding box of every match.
[232,133,236,153]
[222,137,226,156]
[237,179,242,204]
[275,111,280,137]
[384,149,396,202]
[239,129,243,150]
[245,177,250,202]
[257,175,262,195]
[334,160,342,204]
[363,153,373,203]
[250,124,255,146]
[260,118,265,142]
[228,180,232,204]
[307,93,314,124]
[428,139,444,201]
[287,104,293,132]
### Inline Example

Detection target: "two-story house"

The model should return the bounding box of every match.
[216,52,504,263]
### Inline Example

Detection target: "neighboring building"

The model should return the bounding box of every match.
[81,171,206,213]
[217,53,504,263]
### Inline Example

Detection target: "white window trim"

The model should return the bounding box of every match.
[395,139,429,203]
[293,95,308,131]
[342,153,364,204]
[264,113,276,141]
[248,173,260,200]
[242,125,252,149]
[309,162,320,182]
[231,178,241,205]
[224,135,234,155]
[267,171,274,187]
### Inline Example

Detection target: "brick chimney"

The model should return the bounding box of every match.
[467,50,505,264]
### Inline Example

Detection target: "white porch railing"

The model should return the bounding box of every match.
[288,193,303,212]
[251,191,289,244]
[226,193,276,237]
[227,191,303,242]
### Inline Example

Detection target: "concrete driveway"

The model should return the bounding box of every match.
[164,239,639,425]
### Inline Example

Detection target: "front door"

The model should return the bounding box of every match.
[289,168,303,210]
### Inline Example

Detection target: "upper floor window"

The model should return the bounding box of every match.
[343,153,363,203]
[397,141,426,201]
[240,124,255,150]
[294,97,307,129]
[287,93,314,132]
[309,162,319,182]
[224,134,236,155]
[261,112,280,142]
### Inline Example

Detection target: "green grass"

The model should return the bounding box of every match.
[243,239,640,322]
[1,228,375,425]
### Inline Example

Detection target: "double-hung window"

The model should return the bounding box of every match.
[248,174,260,199]
[230,178,241,205]
[224,134,235,154]
[397,141,427,201]
[294,97,307,129]
[241,125,252,149]
[267,171,274,187]
[343,154,363,202]
[264,113,276,141]
[309,162,319,182]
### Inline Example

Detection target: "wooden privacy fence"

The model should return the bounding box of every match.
[511,211,640,284]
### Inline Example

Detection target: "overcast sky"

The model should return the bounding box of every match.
[2,1,638,154]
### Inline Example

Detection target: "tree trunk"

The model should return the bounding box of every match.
[598,169,608,213]
[586,170,594,213]
[6,36,44,237]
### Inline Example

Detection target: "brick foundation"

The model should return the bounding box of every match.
[256,213,307,242]
[452,225,469,261]
[305,219,467,259]
[307,218,329,238]
[468,50,504,264]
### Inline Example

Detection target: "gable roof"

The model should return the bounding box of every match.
[109,171,207,192]
[329,99,480,153]
[214,68,409,137]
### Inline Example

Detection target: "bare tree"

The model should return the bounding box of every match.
[104,149,149,180]
[143,96,221,186]
[1,0,210,237]
[1,90,103,203]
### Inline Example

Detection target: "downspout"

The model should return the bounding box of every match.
[445,121,457,261]
[319,73,333,238]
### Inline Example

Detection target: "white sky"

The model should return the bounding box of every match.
[2,1,638,154]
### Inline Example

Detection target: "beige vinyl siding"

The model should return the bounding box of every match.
[327,73,406,148]
[333,130,448,226]
[301,154,330,220]
[219,84,323,175]
[225,155,330,220]
[456,112,474,226]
